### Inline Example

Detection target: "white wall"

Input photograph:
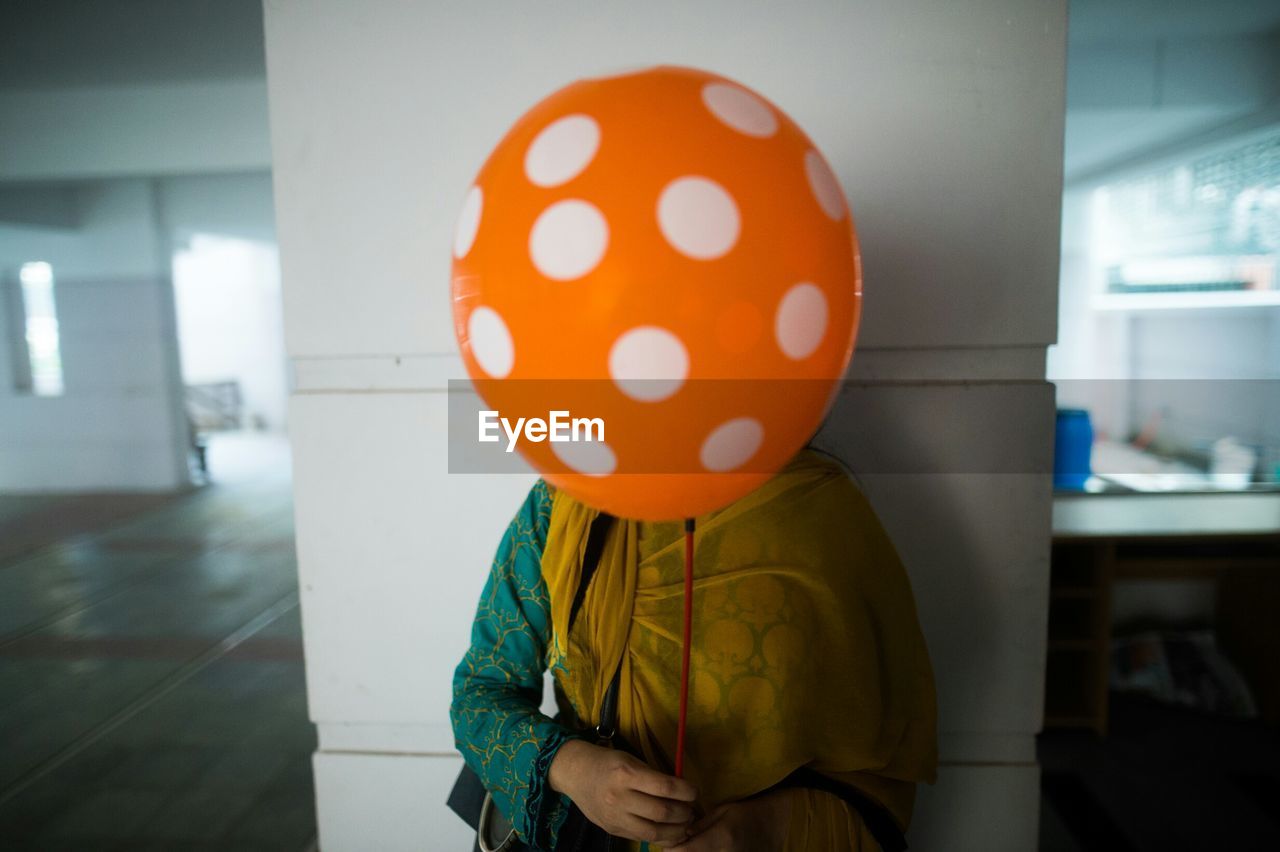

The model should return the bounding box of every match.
[173,235,287,430]
[0,180,190,491]
[161,172,278,244]
[0,8,277,493]
[0,171,281,491]
[0,80,271,182]
[165,172,287,431]
[1048,186,1134,442]
[265,2,1065,850]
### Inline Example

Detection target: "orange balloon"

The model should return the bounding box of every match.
[451,65,861,520]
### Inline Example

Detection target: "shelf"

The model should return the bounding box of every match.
[1044,541,1111,735]
[1093,290,1280,312]
[1113,557,1257,580]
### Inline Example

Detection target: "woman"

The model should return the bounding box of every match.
[450,448,937,850]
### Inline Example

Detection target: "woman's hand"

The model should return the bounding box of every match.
[549,739,699,845]
[666,788,794,851]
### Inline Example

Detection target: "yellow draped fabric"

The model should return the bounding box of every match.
[541,449,937,849]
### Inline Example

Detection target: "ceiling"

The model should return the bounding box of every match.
[0,0,265,90]
[1069,0,1280,46]
[1064,0,1280,181]
[2,0,1275,184]
[3,1,1278,89]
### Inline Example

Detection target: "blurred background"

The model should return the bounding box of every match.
[0,1,1275,850]
[1041,2,1280,850]
[0,2,310,850]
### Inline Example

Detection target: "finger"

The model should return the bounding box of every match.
[616,814,696,845]
[627,766,699,802]
[623,789,695,825]
[666,822,721,851]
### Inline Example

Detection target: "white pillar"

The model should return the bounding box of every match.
[264,2,1065,849]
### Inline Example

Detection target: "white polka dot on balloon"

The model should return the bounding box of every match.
[657,176,741,260]
[454,186,482,259]
[701,83,778,138]
[804,150,845,220]
[468,306,514,378]
[529,200,609,280]
[552,436,617,477]
[775,282,829,360]
[608,326,689,402]
[524,114,600,187]
[700,417,764,472]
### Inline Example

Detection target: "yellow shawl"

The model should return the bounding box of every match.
[542,449,937,848]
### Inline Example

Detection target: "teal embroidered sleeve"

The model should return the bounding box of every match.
[450,479,580,850]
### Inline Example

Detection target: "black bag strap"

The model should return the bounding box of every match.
[567,512,614,632]
[556,513,625,851]
[564,513,622,743]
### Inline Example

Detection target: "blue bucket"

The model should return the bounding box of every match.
[1054,408,1093,491]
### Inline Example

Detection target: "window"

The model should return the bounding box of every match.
[1093,129,1280,302]
[9,261,65,396]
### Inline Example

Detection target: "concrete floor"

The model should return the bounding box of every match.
[0,434,315,850]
